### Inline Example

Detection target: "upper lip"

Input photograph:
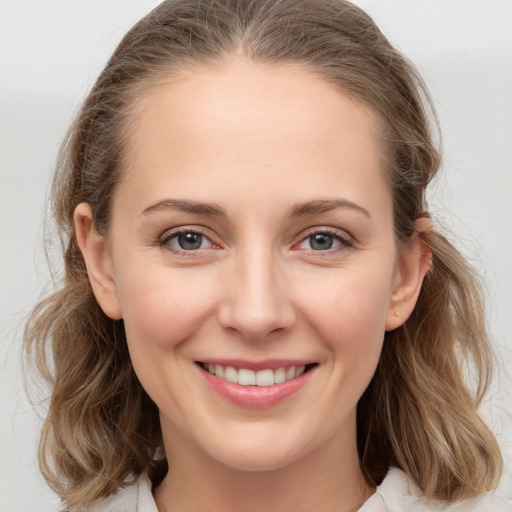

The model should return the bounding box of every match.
[196,359,317,371]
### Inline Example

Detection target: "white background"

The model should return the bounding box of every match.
[1,1,511,510]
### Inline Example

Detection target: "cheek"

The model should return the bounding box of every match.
[300,267,393,342]
[117,265,218,351]
[294,263,394,391]
[115,266,221,412]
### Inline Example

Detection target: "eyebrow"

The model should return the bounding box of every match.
[140,198,370,219]
[141,199,227,216]
[288,199,371,218]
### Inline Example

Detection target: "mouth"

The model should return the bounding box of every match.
[195,361,318,387]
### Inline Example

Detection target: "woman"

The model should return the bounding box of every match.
[25,0,511,510]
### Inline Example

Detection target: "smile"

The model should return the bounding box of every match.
[200,362,314,387]
[195,359,320,408]
[196,360,318,408]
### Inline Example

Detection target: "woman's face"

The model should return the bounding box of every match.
[77,61,425,471]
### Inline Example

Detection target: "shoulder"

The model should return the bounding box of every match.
[360,467,512,512]
[87,473,158,512]
[85,468,512,512]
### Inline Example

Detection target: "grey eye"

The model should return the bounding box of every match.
[308,233,335,251]
[178,232,203,250]
[297,231,349,252]
[169,232,211,251]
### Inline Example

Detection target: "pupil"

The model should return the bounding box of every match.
[310,233,333,250]
[178,232,202,250]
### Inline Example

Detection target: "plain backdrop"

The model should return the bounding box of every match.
[1,1,511,510]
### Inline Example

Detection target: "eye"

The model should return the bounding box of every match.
[297,229,352,252]
[160,229,214,252]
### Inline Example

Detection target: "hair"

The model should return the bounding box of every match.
[25,0,502,508]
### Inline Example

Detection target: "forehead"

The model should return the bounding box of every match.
[116,60,390,219]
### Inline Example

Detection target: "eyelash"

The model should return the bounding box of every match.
[294,227,354,253]
[157,227,217,254]
[157,226,353,255]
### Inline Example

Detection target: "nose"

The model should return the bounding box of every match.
[217,247,296,341]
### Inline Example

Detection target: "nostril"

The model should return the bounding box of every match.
[216,276,296,341]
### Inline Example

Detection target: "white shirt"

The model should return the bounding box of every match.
[89,467,512,511]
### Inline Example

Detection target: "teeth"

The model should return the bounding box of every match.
[223,366,237,383]
[255,369,274,386]
[285,367,295,380]
[203,363,310,386]
[215,364,224,379]
[274,367,286,384]
[238,368,256,385]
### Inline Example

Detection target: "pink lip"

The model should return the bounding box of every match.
[198,358,314,371]
[196,362,317,408]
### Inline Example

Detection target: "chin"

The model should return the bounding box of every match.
[211,445,302,473]
[200,424,317,473]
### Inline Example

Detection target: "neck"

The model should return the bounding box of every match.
[154,419,374,512]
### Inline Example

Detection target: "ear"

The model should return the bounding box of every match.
[385,217,432,331]
[74,202,123,320]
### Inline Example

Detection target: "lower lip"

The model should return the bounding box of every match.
[198,365,317,408]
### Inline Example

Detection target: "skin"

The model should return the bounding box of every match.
[75,61,431,512]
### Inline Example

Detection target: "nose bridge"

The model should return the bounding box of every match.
[218,241,294,340]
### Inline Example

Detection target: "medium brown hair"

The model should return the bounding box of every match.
[25,0,502,508]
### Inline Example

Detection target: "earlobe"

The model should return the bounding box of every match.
[385,218,433,331]
[74,203,123,320]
